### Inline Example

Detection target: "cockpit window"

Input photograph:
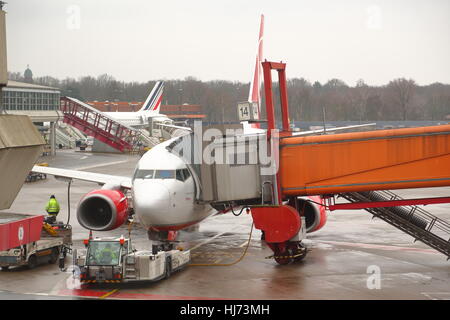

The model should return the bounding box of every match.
[176,169,191,182]
[183,169,191,180]
[134,169,177,180]
[133,169,155,180]
[176,169,184,181]
[154,170,175,179]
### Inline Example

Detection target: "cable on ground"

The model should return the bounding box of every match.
[189,223,254,267]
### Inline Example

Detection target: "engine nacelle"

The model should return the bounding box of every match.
[77,189,129,231]
[296,196,327,233]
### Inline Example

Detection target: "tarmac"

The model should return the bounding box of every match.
[0,149,449,300]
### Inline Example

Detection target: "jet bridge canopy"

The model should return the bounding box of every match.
[280,124,450,196]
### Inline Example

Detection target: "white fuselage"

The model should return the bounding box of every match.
[131,139,214,230]
[104,111,172,127]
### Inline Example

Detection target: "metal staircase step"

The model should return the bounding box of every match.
[341,191,450,259]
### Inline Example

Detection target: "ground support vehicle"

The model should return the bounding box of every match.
[73,236,190,283]
[0,213,72,270]
[25,172,47,182]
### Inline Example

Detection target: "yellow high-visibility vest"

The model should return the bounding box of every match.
[45,198,60,214]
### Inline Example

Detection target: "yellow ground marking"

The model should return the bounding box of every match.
[99,289,119,299]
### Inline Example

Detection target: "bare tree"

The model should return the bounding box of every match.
[8,68,450,123]
[354,79,371,121]
[288,78,312,121]
[386,78,417,120]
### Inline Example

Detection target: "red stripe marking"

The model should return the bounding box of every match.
[59,289,106,298]
[58,288,223,300]
[152,95,163,111]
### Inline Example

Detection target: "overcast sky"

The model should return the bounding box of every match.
[4,0,450,86]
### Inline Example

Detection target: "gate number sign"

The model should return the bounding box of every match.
[237,102,260,121]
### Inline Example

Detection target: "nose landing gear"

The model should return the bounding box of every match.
[147,228,178,252]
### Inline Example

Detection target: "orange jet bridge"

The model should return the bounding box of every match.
[280,124,450,197]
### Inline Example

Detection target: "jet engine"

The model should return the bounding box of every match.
[293,196,328,233]
[77,189,129,231]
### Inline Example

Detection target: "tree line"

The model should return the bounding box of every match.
[8,71,450,123]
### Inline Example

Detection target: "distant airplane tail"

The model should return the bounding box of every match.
[248,14,264,108]
[247,14,264,129]
[139,81,164,113]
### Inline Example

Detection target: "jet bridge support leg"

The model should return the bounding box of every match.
[249,61,308,264]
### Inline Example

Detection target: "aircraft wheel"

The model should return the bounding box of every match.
[49,248,59,264]
[291,242,307,262]
[273,244,293,265]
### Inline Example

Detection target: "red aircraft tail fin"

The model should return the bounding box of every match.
[248,14,264,128]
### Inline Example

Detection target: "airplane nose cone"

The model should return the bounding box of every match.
[133,182,171,226]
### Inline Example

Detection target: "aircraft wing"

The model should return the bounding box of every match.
[291,123,377,136]
[31,166,132,189]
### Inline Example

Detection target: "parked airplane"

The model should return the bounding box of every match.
[101,81,172,127]
[32,15,371,247]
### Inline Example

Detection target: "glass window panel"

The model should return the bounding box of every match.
[86,241,121,266]
[183,169,191,180]
[133,169,155,180]
[154,170,175,179]
[176,169,184,181]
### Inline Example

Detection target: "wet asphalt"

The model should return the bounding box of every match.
[0,149,449,300]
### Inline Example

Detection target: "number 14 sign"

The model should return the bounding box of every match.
[237,102,260,121]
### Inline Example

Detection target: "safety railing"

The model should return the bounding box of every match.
[60,97,143,152]
[340,191,450,259]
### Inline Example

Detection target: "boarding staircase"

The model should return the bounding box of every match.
[55,127,76,148]
[60,97,156,152]
[340,191,450,259]
[138,129,160,148]
[60,123,87,141]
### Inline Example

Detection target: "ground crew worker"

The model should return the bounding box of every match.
[45,195,60,224]
[99,243,117,265]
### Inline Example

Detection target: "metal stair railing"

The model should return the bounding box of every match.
[340,191,450,259]
[60,97,144,152]
[64,123,87,141]
[55,127,76,148]
[138,129,160,148]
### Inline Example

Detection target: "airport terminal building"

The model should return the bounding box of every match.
[1,80,61,155]
[2,80,60,114]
